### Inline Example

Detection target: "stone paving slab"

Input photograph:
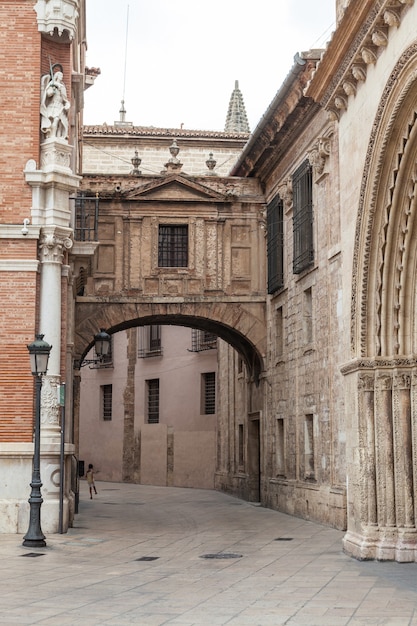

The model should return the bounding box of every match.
[0,482,417,625]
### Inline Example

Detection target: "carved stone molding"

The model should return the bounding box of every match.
[40,138,72,172]
[350,44,417,357]
[277,177,293,211]
[41,375,61,427]
[307,128,333,177]
[306,0,415,119]
[40,228,73,264]
[34,0,79,40]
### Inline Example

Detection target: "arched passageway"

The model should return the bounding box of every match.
[74,302,265,504]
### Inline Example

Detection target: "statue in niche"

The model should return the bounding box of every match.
[40,65,70,139]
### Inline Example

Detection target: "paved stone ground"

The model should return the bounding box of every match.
[1,482,417,625]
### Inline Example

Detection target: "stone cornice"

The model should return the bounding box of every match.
[305,0,414,119]
[231,54,322,178]
[0,260,40,272]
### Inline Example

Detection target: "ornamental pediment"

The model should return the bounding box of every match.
[34,0,79,40]
[124,174,227,203]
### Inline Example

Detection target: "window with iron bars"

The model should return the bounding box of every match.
[202,372,216,415]
[158,224,188,267]
[292,160,314,274]
[267,195,284,294]
[74,193,99,242]
[101,384,112,421]
[138,325,163,358]
[146,379,160,424]
[189,329,217,352]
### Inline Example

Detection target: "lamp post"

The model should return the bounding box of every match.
[23,334,52,548]
[79,329,111,367]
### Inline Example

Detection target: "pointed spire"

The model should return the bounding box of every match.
[224,80,250,133]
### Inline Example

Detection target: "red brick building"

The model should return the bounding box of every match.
[0,0,86,533]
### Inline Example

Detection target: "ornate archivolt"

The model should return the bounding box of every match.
[352,44,417,358]
[306,0,414,120]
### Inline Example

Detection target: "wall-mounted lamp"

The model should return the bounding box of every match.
[80,329,111,368]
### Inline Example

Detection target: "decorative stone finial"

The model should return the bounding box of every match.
[205,153,217,176]
[130,150,142,175]
[163,139,183,173]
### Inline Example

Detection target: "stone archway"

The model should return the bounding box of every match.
[344,44,417,562]
[73,298,266,500]
[74,299,266,382]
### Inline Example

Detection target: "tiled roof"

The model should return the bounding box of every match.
[83,125,249,140]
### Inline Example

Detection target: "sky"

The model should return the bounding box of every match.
[84,1,336,132]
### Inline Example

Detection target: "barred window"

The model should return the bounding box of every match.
[202,372,216,415]
[267,195,284,293]
[158,225,188,267]
[138,326,162,358]
[101,384,112,421]
[74,193,99,242]
[190,329,217,352]
[292,160,314,274]
[146,379,160,424]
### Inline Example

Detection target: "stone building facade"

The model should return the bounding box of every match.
[4,0,417,566]
[79,326,218,489]
[229,0,417,561]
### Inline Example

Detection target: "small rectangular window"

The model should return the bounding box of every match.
[275,306,284,358]
[146,379,160,424]
[158,224,188,267]
[303,287,313,345]
[202,372,216,414]
[190,329,217,352]
[138,325,162,358]
[101,384,112,421]
[276,418,285,477]
[238,424,244,468]
[267,195,284,293]
[304,414,315,480]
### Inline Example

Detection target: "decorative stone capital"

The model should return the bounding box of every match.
[40,228,73,264]
[34,0,79,40]
[277,177,293,211]
[308,134,332,177]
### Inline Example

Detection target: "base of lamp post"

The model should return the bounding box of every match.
[22,480,46,548]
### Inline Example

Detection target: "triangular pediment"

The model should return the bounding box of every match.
[124,174,226,202]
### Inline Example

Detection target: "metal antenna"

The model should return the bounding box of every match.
[120,4,130,121]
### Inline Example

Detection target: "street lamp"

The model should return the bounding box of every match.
[23,334,52,548]
[80,329,111,367]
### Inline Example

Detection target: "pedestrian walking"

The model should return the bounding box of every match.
[86,463,98,499]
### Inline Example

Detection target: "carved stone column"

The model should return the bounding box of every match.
[39,227,73,443]
[342,359,417,562]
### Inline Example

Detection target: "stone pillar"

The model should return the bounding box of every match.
[24,139,80,534]
[342,359,417,562]
[39,228,73,443]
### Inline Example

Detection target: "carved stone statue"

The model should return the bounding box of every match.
[40,69,70,139]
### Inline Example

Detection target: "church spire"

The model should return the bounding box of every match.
[224,80,250,133]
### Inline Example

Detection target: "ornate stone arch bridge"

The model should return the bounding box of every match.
[73,171,267,375]
[71,171,267,500]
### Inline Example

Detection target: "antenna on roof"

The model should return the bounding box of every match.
[115,4,132,126]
